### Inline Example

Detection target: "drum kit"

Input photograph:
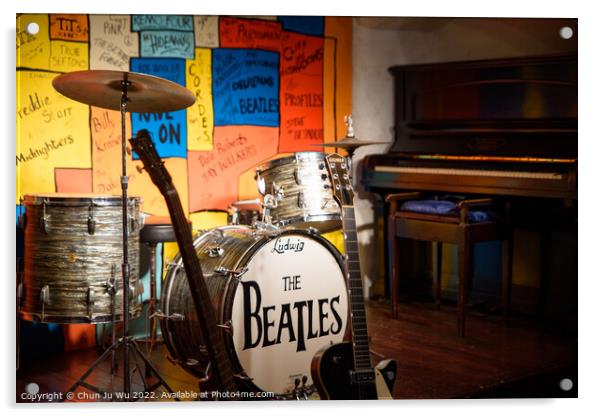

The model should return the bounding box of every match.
[16,68,389,401]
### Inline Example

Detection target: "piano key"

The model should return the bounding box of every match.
[373,165,564,180]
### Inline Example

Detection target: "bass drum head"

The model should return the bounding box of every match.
[227,231,348,395]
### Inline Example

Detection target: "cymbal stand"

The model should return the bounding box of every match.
[63,74,177,401]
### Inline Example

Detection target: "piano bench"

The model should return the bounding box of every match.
[385,193,513,337]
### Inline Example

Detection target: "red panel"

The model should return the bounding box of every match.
[279,31,324,152]
[219,17,282,52]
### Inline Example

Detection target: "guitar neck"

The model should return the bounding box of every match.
[163,185,238,392]
[341,205,371,372]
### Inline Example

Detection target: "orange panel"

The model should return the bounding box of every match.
[55,168,93,193]
[324,17,352,139]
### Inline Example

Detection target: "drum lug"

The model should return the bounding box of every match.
[105,264,117,295]
[255,169,266,195]
[205,246,224,258]
[297,191,307,209]
[214,266,248,282]
[87,287,96,320]
[39,202,49,234]
[150,310,185,321]
[87,204,96,235]
[217,320,232,334]
[128,215,137,234]
[87,216,96,235]
[306,226,319,236]
[293,168,302,185]
[40,285,50,321]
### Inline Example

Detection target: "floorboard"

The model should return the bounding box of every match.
[16,300,577,402]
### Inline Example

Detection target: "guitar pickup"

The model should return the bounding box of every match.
[349,369,375,385]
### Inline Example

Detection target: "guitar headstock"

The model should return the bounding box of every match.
[129,129,172,193]
[324,154,354,207]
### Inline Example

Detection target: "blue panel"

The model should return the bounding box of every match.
[132,15,193,31]
[212,49,280,127]
[130,58,187,158]
[277,16,324,36]
[140,31,195,59]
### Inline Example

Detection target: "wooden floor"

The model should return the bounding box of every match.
[16,300,577,401]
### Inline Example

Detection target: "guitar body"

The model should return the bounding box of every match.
[312,342,396,400]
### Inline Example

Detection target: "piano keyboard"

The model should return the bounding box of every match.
[374,166,563,180]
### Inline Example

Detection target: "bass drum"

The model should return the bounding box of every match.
[161,226,349,397]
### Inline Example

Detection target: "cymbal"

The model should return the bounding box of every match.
[52,70,196,113]
[312,137,391,150]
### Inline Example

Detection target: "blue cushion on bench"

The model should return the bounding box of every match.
[400,200,494,223]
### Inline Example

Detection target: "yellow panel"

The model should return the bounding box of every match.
[161,210,229,277]
[50,40,89,72]
[17,14,50,70]
[186,48,213,151]
[162,242,180,277]
[238,166,261,202]
[189,210,229,232]
[16,70,91,203]
[322,229,345,254]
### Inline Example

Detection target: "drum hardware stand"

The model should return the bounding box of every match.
[138,240,161,353]
[63,74,177,402]
[253,193,282,235]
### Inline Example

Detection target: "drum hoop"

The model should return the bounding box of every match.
[256,151,325,173]
[23,194,142,207]
[219,226,347,393]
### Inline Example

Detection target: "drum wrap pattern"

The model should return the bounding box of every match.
[21,194,143,323]
[161,225,348,396]
[256,152,341,232]
[161,226,257,375]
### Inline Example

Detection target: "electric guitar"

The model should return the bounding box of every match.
[311,154,397,400]
[130,130,239,396]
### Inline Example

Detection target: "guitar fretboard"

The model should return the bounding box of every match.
[341,206,372,371]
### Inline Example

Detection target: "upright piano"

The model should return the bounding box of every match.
[360,54,577,308]
[361,54,577,203]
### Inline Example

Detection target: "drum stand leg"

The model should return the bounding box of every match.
[62,336,179,402]
[63,76,176,401]
[142,242,159,354]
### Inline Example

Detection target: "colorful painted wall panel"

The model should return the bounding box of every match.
[16,13,351,216]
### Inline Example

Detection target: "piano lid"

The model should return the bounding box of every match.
[388,54,577,159]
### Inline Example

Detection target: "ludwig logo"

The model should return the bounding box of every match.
[271,237,305,254]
